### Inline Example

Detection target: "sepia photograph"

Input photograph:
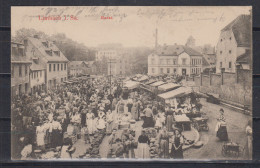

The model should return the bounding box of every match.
[11,6,252,160]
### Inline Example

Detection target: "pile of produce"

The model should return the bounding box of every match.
[149,137,159,158]
[83,130,105,158]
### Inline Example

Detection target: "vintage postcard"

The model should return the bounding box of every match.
[11,6,252,160]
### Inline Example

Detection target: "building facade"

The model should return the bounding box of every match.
[107,56,127,76]
[69,61,86,77]
[148,45,203,76]
[11,42,32,97]
[25,35,69,90]
[216,14,251,73]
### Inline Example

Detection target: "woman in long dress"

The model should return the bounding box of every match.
[166,109,174,132]
[106,110,113,135]
[36,123,46,150]
[137,130,150,159]
[131,101,138,121]
[86,111,96,135]
[170,129,184,159]
[245,120,252,159]
[215,108,228,141]
[158,126,170,158]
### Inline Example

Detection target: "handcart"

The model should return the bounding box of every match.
[192,117,209,132]
[222,141,244,157]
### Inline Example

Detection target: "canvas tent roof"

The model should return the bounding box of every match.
[158,83,180,91]
[150,81,165,87]
[158,87,192,99]
[124,81,140,90]
[138,75,149,82]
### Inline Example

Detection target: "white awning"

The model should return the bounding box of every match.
[138,75,149,82]
[124,81,140,90]
[158,87,192,99]
[150,81,165,87]
[158,83,181,91]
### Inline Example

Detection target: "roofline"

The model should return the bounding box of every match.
[11,61,32,64]
[47,60,69,63]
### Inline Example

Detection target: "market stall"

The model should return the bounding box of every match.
[158,83,181,93]
[149,81,166,94]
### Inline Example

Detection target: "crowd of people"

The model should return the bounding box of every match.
[11,74,252,160]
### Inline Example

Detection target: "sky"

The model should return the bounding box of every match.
[11,6,251,48]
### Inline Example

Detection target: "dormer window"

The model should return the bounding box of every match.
[45,50,52,56]
[54,51,60,56]
[18,47,24,56]
[42,42,48,48]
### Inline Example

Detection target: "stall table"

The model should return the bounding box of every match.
[174,114,191,131]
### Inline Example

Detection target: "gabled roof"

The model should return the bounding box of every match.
[236,49,251,64]
[84,61,96,67]
[11,42,32,64]
[155,45,202,56]
[221,15,251,47]
[69,61,85,67]
[27,37,69,63]
[202,56,210,66]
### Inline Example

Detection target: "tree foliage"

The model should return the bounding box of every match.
[13,28,96,61]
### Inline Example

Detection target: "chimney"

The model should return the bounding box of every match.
[155,28,158,50]
[33,35,39,39]
[23,39,28,52]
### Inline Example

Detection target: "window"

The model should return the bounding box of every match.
[173,59,177,65]
[34,72,36,79]
[221,39,222,42]
[64,64,67,70]
[160,59,164,65]
[19,65,22,77]
[173,68,177,73]
[49,64,52,72]
[182,58,187,65]
[25,83,28,92]
[61,78,63,82]
[19,84,22,95]
[167,59,170,65]
[167,68,170,73]
[229,50,232,54]
[53,64,56,71]
[220,62,222,68]
[40,71,42,77]
[220,51,222,55]
[152,68,155,73]
[229,62,232,68]
[37,72,38,78]
[11,65,14,78]
[61,64,63,70]
[25,65,27,75]
[230,37,232,40]
[64,77,66,81]
[160,68,163,74]
[57,64,60,71]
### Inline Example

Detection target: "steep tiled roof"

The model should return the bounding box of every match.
[221,15,251,47]
[202,56,210,66]
[27,37,69,63]
[236,49,251,64]
[155,45,202,56]
[11,42,31,64]
[69,61,84,67]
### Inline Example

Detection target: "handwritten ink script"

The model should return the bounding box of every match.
[24,7,225,23]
